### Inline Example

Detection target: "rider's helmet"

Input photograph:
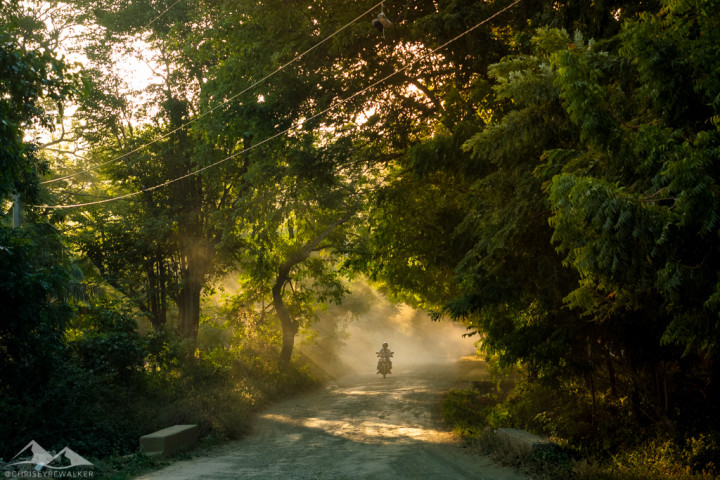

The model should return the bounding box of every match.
[382,342,388,348]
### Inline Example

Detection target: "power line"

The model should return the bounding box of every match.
[41,1,385,185]
[31,0,522,210]
[143,0,183,31]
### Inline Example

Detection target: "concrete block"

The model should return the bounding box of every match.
[140,424,199,457]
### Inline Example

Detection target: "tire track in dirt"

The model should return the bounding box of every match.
[135,360,528,480]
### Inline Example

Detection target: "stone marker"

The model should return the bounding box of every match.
[493,427,553,456]
[140,424,199,457]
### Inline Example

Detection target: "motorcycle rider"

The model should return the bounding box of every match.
[376,342,393,374]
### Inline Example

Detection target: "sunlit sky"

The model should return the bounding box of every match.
[108,39,162,93]
[62,33,162,97]
[30,0,161,93]
[30,5,164,146]
[37,1,425,159]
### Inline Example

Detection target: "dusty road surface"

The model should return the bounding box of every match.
[136,359,528,480]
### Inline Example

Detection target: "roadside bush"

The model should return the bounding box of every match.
[2,291,318,463]
[71,303,146,384]
[441,388,497,439]
[0,224,77,456]
[486,381,638,453]
[683,434,720,476]
[442,378,720,480]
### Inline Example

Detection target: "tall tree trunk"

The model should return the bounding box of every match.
[176,246,212,339]
[177,279,202,339]
[164,94,212,340]
[272,213,353,370]
[273,264,297,370]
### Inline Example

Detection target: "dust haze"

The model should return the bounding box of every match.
[299,281,478,377]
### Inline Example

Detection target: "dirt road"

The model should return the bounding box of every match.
[136,360,528,480]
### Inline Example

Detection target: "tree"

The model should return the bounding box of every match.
[0,0,83,455]
[426,0,720,424]
[57,0,246,339]
[45,0,670,372]
[343,0,655,314]
[0,0,77,383]
[197,0,659,368]
[546,0,720,405]
[270,211,355,369]
[0,0,75,203]
[449,28,584,381]
[223,132,366,368]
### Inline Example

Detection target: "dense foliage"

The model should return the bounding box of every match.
[433,0,720,477]
[452,3,720,432]
[0,0,75,201]
[2,0,719,476]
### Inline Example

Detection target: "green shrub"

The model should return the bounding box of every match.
[2,297,318,462]
[71,304,145,384]
[680,434,719,476]
[442,378,719,480]
[441,389,488,437]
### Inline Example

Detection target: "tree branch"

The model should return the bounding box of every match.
[403,74,444,113]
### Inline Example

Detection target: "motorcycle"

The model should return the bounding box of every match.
[376,349,393,378]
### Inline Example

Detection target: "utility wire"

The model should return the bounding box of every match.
[31,0,521,210]
[144,0,183,31]
[41,1,385,185]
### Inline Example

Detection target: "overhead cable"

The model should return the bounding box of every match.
[143,0,184,31]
